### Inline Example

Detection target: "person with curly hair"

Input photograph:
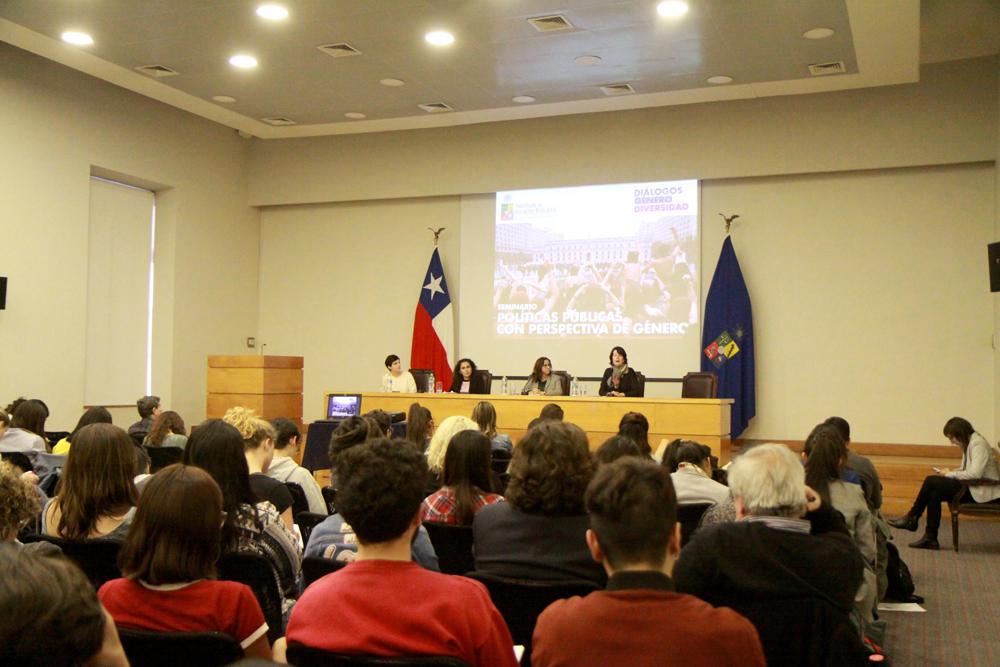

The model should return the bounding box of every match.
[0,461,58,555]
[473,421,604,585]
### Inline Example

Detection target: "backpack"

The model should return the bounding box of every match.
[884,540,922,603]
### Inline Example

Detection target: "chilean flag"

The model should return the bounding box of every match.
[411,248,454,390]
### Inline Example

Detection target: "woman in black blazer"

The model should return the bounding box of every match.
[599,346,642,397]
[449,358,489,394]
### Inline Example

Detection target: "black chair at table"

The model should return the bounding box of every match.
[465,571,599,667]
[286,643,469,667]
[117,626,243,667]
[676,502,713,546]
[301,556,349,592]
[217,551,283,644]
[146,446,183,473]
[552,371,572,396]
[421,522,474,576]
[21,534,123,588]
[409,368,434,393]
[634,371,646,397]
[681,372,718,399]
[474,369,493,394]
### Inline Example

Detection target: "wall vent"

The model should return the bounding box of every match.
[808,61,846,76]
[134,64,179,78]
[418,102,453,113]
[317,43,362,58]
[260,116,297,126]
[599,82,635,96]
[527,15,574,32]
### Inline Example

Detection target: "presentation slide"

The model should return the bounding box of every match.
[494,180,699,343]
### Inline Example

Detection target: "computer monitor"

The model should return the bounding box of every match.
[326,393,362,419]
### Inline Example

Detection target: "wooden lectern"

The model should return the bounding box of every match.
[207,355,303,426]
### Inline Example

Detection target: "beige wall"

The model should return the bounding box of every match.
[0,44,259,430]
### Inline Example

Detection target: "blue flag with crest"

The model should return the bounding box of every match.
[701,236,755,438]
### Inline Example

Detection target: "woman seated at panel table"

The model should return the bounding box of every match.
[449,358,489,394]
[521,356,564,396]
[382,354,418,393]
[599,346,642,397]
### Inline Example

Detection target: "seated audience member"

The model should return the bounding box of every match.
[0,544,129,667]
[617,411,652,457]
[539,403,564,422]
[521,356,565,396]
[404,403,434,453]
[307,420,438,569]
[594,435,643,466]
[472,401,512,454]
[803,424,877,629]
[674,444,866,667]
[671,441,730,506]
[53,406,113,455]
[142,410,187,450]
[425,415,479,478]
[0,399,48,454]
[223,407,295,531]
[660,438,684,471]
[182,420,301,602]
[362,409,393,438]
[599,346,641,397]
[449,358,489,394]
[0,461,60,555]
[127,395,161,444]
[282,439,516,667]
[98,464,270,659]
[824,416,883,511]
[532,458,765,667]
[266,418,327,515]
[43,424,138,540]
[889,416,1000,550]
[474,421,605,585]
[421,431,504,525]
[382,354,418,393]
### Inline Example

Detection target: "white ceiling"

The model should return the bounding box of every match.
[0,0,993,139]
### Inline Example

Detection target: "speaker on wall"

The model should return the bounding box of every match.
[990,243,1000,293]
[0,276,6,310]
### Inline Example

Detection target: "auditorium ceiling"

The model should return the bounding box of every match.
[0,0,995,139]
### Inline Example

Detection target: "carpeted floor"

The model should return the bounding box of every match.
[883,520,1000,666]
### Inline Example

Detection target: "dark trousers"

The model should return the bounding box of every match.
[910,475,969,535]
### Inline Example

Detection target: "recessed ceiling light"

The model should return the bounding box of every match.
[61,31,94,46]
[706,75,733,85]
[512,95,536,104]
[212,95,236,103]
[656,1,689,18]
[256,4,288,20]
[575,55,602,66]
[229,54,258,69]
[380,78,406,87]
[803,27,835,40]
[344,112,367,119]
[425,30,455,46]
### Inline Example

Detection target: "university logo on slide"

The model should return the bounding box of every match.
[500,202,514,221]
[704,330,740,368]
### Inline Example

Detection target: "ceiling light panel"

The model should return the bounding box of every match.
[61,31,93,45]
[256,5,289,21]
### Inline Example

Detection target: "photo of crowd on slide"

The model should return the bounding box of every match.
[494,180,699,339]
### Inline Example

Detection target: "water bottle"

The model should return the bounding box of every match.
[501,376,508,395]
[427,371,435,393]
[571,377,578,396]
[383,375,392,393]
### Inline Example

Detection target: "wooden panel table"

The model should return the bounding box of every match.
[325,392,733,462]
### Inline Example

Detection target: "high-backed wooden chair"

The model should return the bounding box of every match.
[681,372,718,398]
[948,478,1000,551]
[409,369,433,393]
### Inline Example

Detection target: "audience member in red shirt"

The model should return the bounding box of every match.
[532,458,765,667]
[98,464,270,659]
[421,430,503,525]
[280,438,517,667]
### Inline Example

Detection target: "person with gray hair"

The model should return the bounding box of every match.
[674,444,870,667]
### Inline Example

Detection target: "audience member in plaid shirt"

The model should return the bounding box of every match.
[421,431,504,525]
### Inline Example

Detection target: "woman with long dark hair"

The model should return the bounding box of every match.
[43,424,137,540]
[98,464,271,658]
[52,406,113,455]
[182,419,301,600]
[143,411,187,449]
[0,399,49,454]
[421,431,503,525]
[404,403,434,453]
[617,411,652,457]
[521,357,564,396]
[449,358,488,394]
[889,417,1000,549]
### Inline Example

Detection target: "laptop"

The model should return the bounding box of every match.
[326,393,363,420]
